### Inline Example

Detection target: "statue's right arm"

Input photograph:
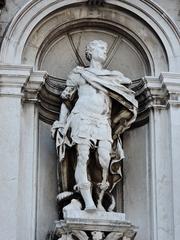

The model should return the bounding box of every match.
[51,103,68,139]
[59,103,69,126]
[59,85,77,125]
[58,68,80,126]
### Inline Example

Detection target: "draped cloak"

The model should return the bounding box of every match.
[51,67,138,193]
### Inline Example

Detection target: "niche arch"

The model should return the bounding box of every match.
[0,0,179,73]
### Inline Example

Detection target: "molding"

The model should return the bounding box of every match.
[53,211,137,240]
[160,72,180,105]
[160,72,180,93]
[140,0,180,41]
[0,64,32,97]
[144,76,169,109]
[22,71,47,103]
[0,64,46,102]
[144,72,180,108]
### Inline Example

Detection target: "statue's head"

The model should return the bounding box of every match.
[85,40,107,63]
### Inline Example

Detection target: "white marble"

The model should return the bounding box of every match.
[52,40,137,212]
[0,65,46,240]
[0,0,179,75]
[54,211,136,239]
[63,209,126,222]
[0,1,180,240]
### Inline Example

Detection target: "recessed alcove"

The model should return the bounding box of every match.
[34,34,163,240]
[1,1,176,239]
[20,4,170,240]
[0,0,180,239]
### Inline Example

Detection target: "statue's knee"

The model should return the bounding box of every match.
[77,145,89,158]
[99,152,110,169]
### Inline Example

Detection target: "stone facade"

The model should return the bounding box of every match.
[0,1,180,240]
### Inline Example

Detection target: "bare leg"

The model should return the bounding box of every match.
[97,140,112,210]
[75,144,96,211]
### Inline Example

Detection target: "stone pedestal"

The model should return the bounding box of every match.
[51,210,137,240]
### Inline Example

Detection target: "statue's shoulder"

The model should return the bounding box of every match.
[111,70,124,77]
[67,66,85,86]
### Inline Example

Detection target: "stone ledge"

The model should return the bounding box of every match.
[52,210,137,239]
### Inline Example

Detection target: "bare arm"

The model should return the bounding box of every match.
[59,103,69,126]
[59,86,77,125]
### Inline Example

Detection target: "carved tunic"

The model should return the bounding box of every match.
[63,67,113,145]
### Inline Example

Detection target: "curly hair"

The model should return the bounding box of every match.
[85,40,107,61]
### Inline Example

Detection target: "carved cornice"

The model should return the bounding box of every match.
[22,71,47,103]
[0,64,32,98]
[0,64,47,104]
[160,72,180,105]
[143,76,169,109]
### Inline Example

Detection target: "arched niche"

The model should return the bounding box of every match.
[21,3,170,77]
[1,0,180,73]
[1,1,179,240]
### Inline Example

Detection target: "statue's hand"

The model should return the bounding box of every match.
[51,120,65,138]
[58,126,65,137]
[61,86,77,100]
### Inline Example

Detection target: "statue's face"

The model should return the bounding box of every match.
[91,42,107,63]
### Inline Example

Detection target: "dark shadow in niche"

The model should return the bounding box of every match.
[0,0,5,8]
[87,0,105,6]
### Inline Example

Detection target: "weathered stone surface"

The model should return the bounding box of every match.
[51,39,138,214]
[52,210,137,240]
[0,1,180,240]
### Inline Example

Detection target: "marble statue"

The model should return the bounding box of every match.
[51,40,138,213]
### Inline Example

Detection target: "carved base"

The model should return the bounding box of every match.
[50,210,137,240]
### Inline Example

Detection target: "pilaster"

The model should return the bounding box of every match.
[160,72,180,240]
[146,73,180,240]
[0,64,46,240]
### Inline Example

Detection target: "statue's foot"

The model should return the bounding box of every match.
[97,203,106,211]
[85,204,97,212]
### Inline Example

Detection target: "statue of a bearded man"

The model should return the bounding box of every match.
[51,40,138,213]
